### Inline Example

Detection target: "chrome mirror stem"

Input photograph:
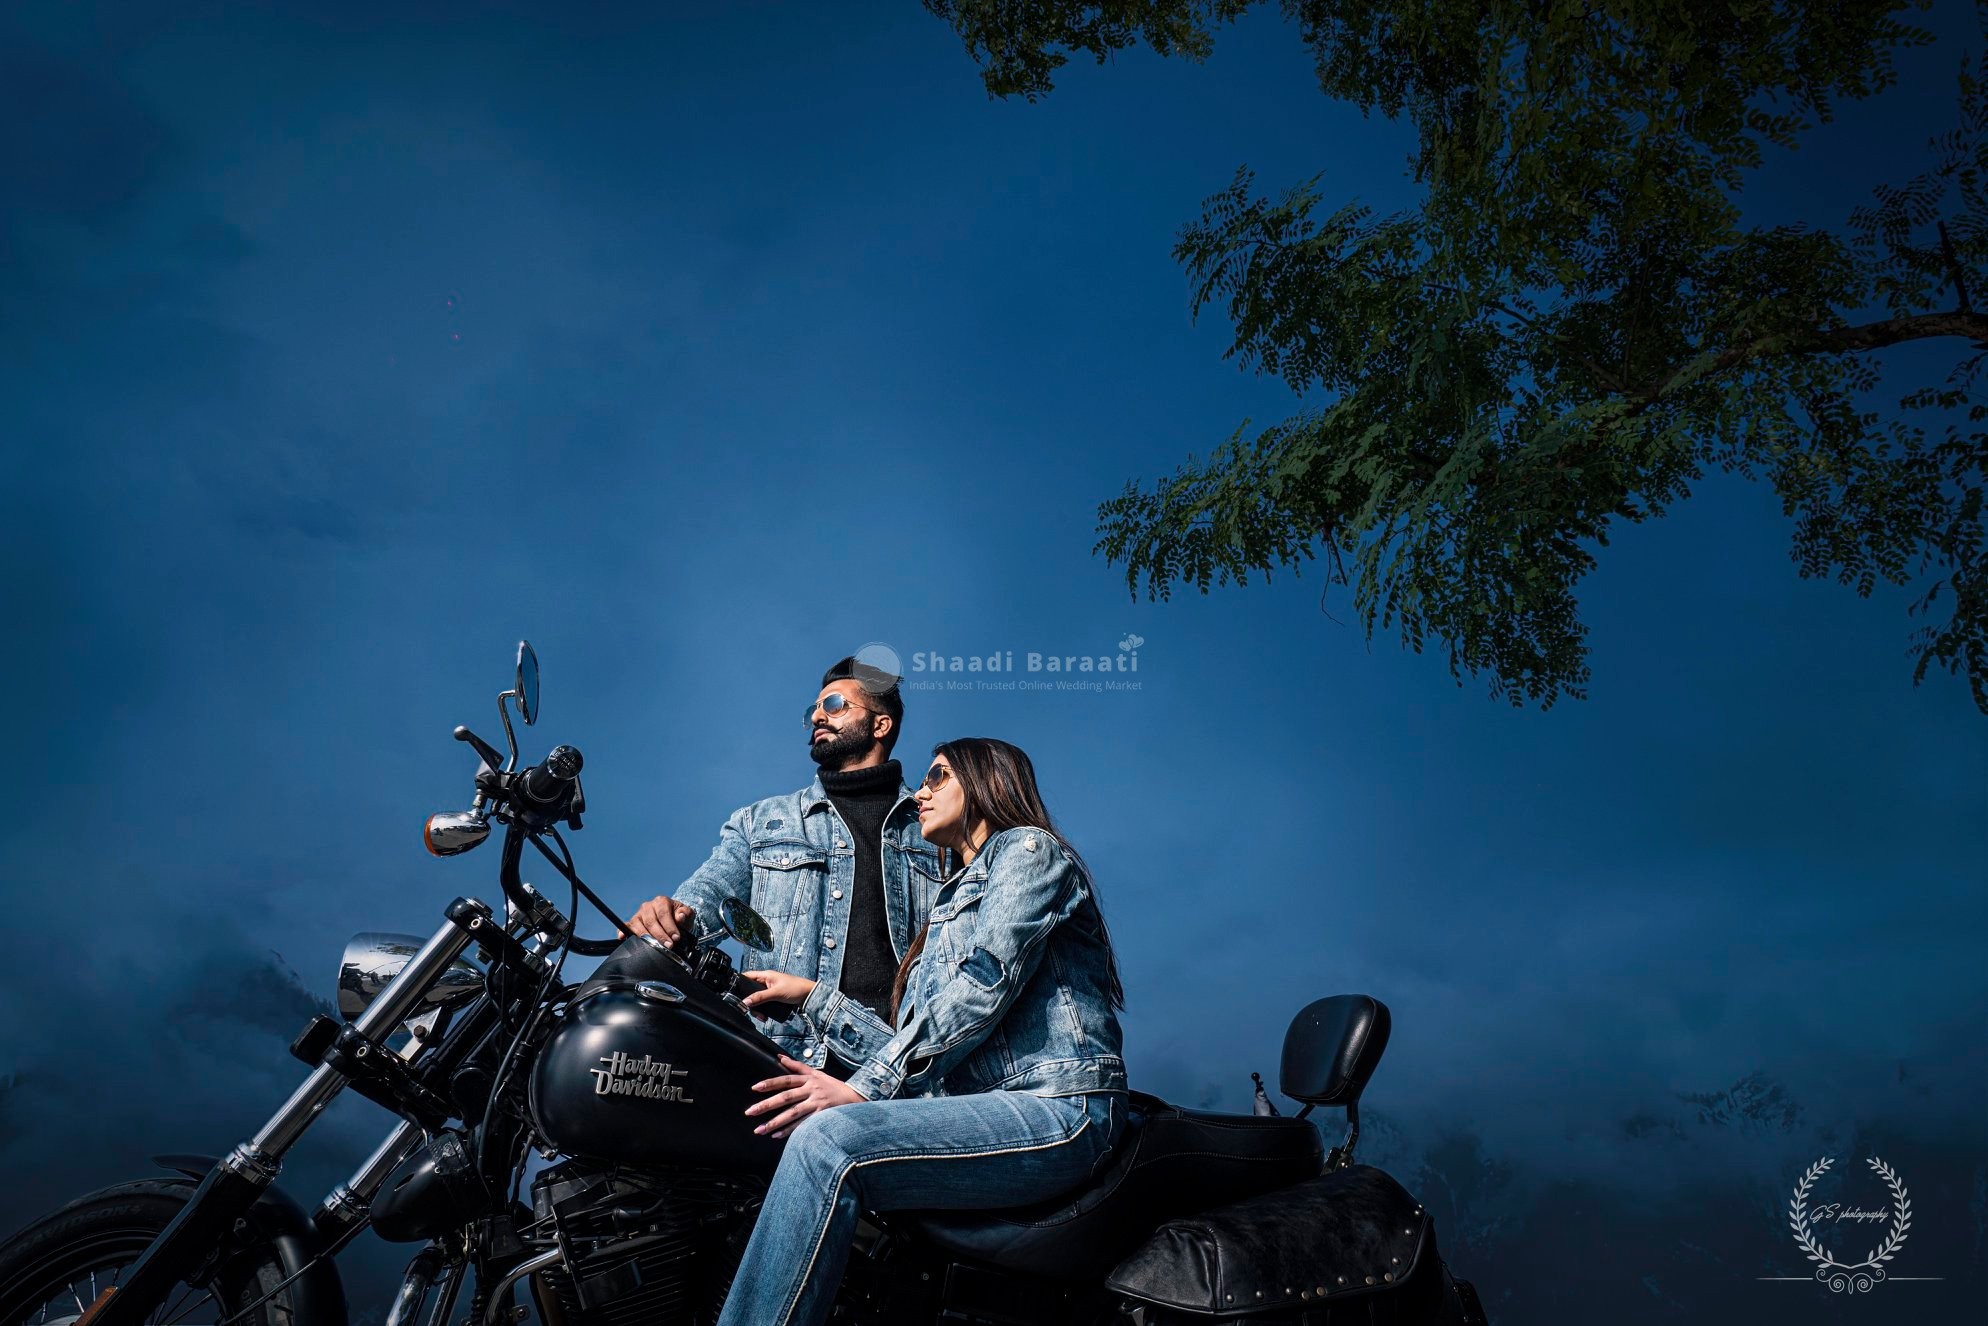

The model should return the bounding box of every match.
[496,690,521,772]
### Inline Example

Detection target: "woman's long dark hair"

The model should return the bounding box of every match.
[889,737,1126,1023]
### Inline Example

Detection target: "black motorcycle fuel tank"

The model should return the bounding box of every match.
[530,942,789,1174]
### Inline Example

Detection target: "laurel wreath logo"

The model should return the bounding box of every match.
[1787,1156,1912,1294]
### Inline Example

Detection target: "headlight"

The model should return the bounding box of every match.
[338,932,486,1018]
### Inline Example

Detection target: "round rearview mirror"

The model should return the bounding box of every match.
[516,640,539,726]
[718,897,774,952]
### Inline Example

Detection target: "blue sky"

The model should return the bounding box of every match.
[3,2,1984,1320]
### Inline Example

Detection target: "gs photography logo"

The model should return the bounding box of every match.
[1760,1156,1942,1294]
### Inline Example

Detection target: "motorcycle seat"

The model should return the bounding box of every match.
[895,1090,1323,1282]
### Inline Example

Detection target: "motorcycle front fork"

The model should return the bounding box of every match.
[77,905,489,1326]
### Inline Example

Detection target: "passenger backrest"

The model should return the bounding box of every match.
[1280,994,1390,1106]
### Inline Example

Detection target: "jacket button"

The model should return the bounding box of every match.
[824,938,836,949]
[831,889,843,900]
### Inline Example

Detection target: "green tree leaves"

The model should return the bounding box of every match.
[933,0,1988,711]
[922,1,1255,100]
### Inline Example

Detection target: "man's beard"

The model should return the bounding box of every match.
[808,723,877,769]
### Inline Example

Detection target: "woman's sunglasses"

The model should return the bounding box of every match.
[919,764,953,792]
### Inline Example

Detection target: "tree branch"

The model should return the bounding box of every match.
[1400,309,1988,496]
[1624,309,1988,418]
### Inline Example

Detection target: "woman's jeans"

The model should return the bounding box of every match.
[715,1090,1124,1326]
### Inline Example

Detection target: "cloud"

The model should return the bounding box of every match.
[0,926,414,1314]
[0,52,176,227]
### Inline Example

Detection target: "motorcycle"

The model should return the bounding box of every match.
[0,644,1489,1326]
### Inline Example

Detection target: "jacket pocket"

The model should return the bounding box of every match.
[923,887,986,967]
[899,850,947,938]
[748,841,826,919]
[923,885,984,926]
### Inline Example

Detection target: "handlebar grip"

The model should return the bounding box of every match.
[520,744,584,804]
[729,971,800,1021]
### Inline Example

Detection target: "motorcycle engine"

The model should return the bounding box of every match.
[529,1161,763,1326]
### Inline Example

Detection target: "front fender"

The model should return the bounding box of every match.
[152,1157,348,1326]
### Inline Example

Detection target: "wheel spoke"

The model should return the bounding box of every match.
[156,1286,221,1326]
[154,1282,204,1326]
[149,1282,186,1325]
[7,1194,278,1326]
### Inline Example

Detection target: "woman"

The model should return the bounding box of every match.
[717,737,1128,1326]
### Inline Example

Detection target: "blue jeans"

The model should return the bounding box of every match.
[715,1091,1124,1326]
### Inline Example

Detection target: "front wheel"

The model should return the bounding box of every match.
[0,1180,293,1326]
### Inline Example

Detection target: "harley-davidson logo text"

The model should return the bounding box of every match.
[591,1052,693,1102]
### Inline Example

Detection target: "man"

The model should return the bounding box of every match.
[630,656,942,1073]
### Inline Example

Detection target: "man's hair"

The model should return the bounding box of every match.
[822,655,903,756]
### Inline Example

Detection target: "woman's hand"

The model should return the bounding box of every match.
[739,970,816,1017]
[746,1054,867,1138]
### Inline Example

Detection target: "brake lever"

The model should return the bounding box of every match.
[455,725,507,772]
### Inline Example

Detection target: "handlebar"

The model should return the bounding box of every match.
[496,818,633,960]
[496,822,537,920]
[520,744,583,805]
[436,726,624,962]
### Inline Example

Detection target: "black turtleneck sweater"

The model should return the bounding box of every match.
[818,760,902,1020]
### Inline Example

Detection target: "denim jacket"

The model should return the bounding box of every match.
[673,774,944,1066]
[839,826,1127,1103]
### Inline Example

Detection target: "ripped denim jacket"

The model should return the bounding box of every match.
[836,826,1127,1102]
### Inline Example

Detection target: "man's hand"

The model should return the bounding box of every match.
[738,971,816,1018]
[746,1055,867,1138]
[629,895,697,949]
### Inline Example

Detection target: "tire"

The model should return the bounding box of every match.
[0,1180,293,1326]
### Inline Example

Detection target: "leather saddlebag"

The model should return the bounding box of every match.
[1105,1165,1467,1323]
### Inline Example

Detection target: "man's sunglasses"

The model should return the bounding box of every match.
[805,693,876,725]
